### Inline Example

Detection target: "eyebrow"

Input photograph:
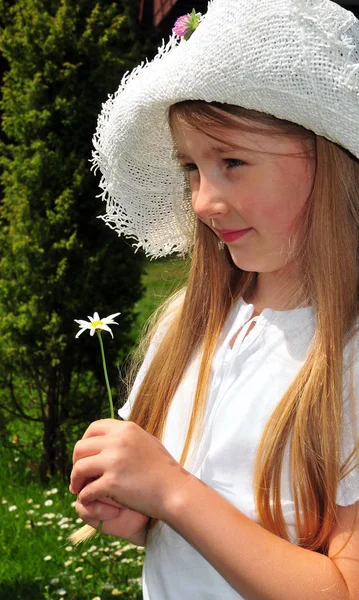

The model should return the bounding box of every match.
[174,143,256,161]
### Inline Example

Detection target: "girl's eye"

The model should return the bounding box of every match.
[182,162,198,172]
[225,158,245,168]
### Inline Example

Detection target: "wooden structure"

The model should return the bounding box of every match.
[139,0,359,33]
[139,0,207,31]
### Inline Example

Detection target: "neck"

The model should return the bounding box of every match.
[245,267,308,313]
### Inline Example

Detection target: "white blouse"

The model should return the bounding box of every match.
[119,298,359,600]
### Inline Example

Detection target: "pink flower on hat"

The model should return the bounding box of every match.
[173,9,202,40]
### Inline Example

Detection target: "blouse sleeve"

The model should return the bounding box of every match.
[118,294,183,421]
[336,330,359,506]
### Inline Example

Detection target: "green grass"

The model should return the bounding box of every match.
[0,258,187,600]
[1,447,143,600]
[132,257,189,340]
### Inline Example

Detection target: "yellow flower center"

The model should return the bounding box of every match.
[91,320,104,328]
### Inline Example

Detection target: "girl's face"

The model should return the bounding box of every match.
[172,118,316,277]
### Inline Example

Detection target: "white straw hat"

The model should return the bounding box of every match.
[92,0,359,258]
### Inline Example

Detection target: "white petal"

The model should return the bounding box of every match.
[93,312,100,321]
[90,328,96,336]
[103,312,121,322]
[75,329,87,338]
[103,319,119,327]
[100,324,114,338]
[75,320,91,327]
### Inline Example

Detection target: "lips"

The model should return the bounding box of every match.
[217,228,253,243]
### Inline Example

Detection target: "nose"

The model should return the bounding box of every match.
[191,172,229,222]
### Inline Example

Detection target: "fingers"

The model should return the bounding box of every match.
[75,500,150,539]
[72,436,105,465]
[81,419,120,440]
[96,496,125,509]
[75,499,122,524]
[76,476,111,506]
[70,456,104,495]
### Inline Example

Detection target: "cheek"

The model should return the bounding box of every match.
[249,166,313,234]
[239,192,299,234]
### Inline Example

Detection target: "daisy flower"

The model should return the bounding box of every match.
[74,312,120,339]
[69,309,120,545]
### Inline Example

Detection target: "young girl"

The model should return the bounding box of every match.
[70,0,359,598]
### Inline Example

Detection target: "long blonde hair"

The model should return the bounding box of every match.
[128,101,359,553]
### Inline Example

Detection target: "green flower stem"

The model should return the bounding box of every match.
[95,331,113,543]
[96,520,103,537]
[97,331,114,419]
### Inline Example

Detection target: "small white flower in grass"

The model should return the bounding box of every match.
[74,312,120,339]
[43,555,52,561]
[56,590,67,596]
[50,578,60,585]
[8,505,17,512]
[92,596,101,600]
[74,566,83,572]
[1,499,7,504]
[121,543,134,551]
[27,498,33,504]
[128,578,142,585]
[44,499,53,506]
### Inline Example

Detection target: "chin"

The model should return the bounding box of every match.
[229,253,292,277]
[228,252,262,272]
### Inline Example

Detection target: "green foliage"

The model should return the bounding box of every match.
[0,447,144,599]
[132,258,189,342]
[0,0,156,477]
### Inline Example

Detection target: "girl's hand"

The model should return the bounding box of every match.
[74,497,149,542]
[69,419,192,520]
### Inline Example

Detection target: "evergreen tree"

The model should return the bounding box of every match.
[0,0,154,479]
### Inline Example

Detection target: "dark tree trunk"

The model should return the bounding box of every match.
[40,367,59,482]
